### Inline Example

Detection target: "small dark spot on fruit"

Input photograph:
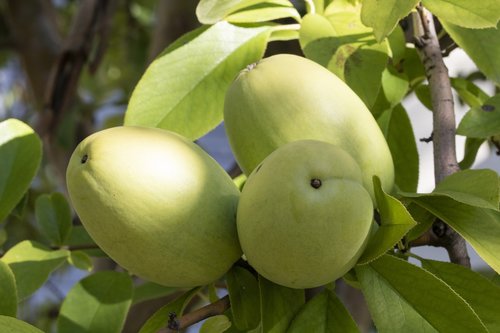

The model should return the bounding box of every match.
[481,104,495,112]
[81,154,88,164]
[310,178,322,189]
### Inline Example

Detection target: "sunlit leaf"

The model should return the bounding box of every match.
[288,289,359,332]
[200,315,232,333]
[457,94,500,138]
[361,0,419,42]
[196,0,293,24]
[0,119,42,223]
[300,11,389,109]
[441,21,500,84]
[402,169,500,210]
[226,4,301,23]
[422,259,500,332]
[58,271,133,333]
[67,251,93,271]
[125,21,271,140]
[409,196,500,274]
[358,177,416,264]
[0,316,44,333]
[451,78,490,108]
[1,240,69,299]
[422,0,500,29]
[357,254,488,333]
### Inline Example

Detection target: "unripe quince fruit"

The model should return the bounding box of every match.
[224,54,394,199]
[237,140,373,289]
[66,126,241,287]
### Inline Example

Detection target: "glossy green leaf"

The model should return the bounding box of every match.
[387,25,406,65]
[451,78,490,108]
[422,0,500,29]
[457,94,500,138]
[434,169,499,209]
[327,12,388,108]
[0,316,44,333]
[409,196,500,274]
[361,0,419,42]
[402,47,426,86]
[414,83,433,111]
[385,105,419,192]
[67,251,93,271]
[287,289,359,332]
[381,66,409,107]
[196,0,292,24]
[300,12,388,108]
[226,266,260,330]
[357,255,488,333]
[0,260,17,317]
[200,315,232,333]
[58,271,133,333]
[35,192,72,246]
[402,169,500,210]
[459,138,486,169]
[125,21,271,140]
[66,225,104,257]
[259,276,304,333]
[139,287,201,333]
[422,259,500,333]
[269,26,299,41]
[0,228,6,247]
[10,192,29,220]
[1,240,69,299]
[441,21,500,84]
[226,5,301,23]
[405,202,435,241]
[358,177,416,264]
[132,282,178,305]
[0,119,42,223]
[492,274,500,287]
[299,14,335,53]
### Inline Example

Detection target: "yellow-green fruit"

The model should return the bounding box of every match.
[224,54,394,199]
[66,126,241,287]
[237,140,373,289]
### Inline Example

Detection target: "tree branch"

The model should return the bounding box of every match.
[158,295,230,333]
[411,6,470,267]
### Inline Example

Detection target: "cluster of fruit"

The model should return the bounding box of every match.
[66,54,395,289]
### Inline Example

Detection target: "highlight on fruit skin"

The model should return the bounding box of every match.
[224,53,395,200]
[236,140,374,289]
[66,126,242,287]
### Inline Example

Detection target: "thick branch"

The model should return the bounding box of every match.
[159,295,230,333]
[412,6,470,267]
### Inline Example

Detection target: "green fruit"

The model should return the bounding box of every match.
[224,54,394,199]
[237,140,373,289]
[66,126,241,287]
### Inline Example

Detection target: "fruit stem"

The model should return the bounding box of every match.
[160,295,230,333]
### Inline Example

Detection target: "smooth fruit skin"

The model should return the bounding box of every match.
[237,140,373,289]
[224,54,394,199]
[66,126,241,287]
